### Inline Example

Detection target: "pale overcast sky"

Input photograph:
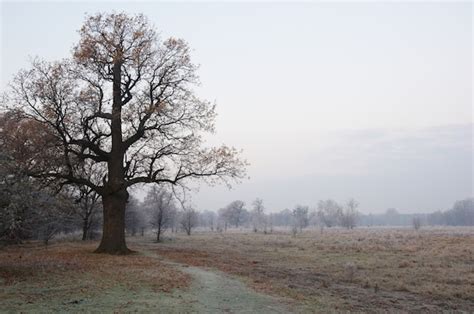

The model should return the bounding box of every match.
[1,1,472,213]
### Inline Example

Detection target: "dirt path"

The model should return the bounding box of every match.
[142,249,297,313]
[169,264,292,313]
[1,243,300,313]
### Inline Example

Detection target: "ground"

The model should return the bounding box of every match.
[152,227,474,312]
[0,227,473,312]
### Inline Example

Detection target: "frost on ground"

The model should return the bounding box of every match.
[152,227,474,312]
[0,242,188,312]
[0,241,296,313]
[0,227,473,312]
[166,264,292,313]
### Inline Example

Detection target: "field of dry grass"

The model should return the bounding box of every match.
[0,241,190,312]
[0,227,473,312]
[153,227,474,312]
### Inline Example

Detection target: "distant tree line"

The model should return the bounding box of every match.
[360,199,474,227]
[124,187,198,241]
[191,197,474,232]
[2,129,472,245]
[190,198,362,234]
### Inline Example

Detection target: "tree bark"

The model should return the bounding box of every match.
[94,59,132,254]
[82,218,88,241]
[156,211,163,242]
[95,190,130,254]
[156,224,161,242]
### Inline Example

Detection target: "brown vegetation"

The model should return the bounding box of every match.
[152,228,474,311]
[1,228,472,312]
[0,241,190,311]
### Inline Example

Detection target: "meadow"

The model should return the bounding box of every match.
[1,227,473,312]
[154,227,474,312]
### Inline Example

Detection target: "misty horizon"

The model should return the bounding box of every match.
[2,2,472,214]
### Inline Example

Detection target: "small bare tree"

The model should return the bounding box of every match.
[145,186,176,242]
[75,186,101,240]
[292,205,309,233]
[340,198,359,229]
[224,200,248,228]
[317,199,342,228]
[251,198,265,232]
[199,210,217,231]
[181,207,198,236]
[412,216,422,231]
[125,195,147,236]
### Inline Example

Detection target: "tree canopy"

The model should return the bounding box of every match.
[2,12,246,253]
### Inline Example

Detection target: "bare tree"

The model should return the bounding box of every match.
[217,207,230,231]
[35,193,75,245]
[292,205,309,233]
[199,210,217,231]
[224,200,248,228]
[251,198,265,232]
[273,209,292,228]
[340,198,359,229]
[317,199,342,228]
[73,185,102,240]
[180,207,197,236]
[3,13,246,253]
[446,198,474,226]
[144,186,176,242]
[125,195,146,236]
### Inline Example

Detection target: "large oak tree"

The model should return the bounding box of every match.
[3,13,246,254]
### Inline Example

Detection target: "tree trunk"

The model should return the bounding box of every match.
[156,224,161,242]
[82,218,88,241]
[94,59,131,254]
[95,190,131,254]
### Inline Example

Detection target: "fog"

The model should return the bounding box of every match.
[2,2,472,213]
[192,123,472,213]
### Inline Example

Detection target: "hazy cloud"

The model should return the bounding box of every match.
[192,124,472,213]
